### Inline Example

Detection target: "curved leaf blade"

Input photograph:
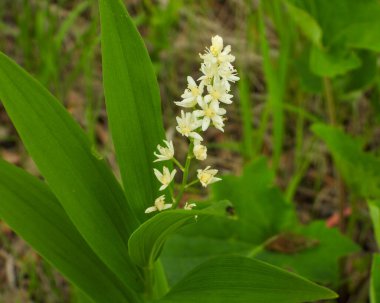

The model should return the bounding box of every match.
[99,0,165,221]
[0,159,139,303]
[159,256,337,303]
[0,51,141,290]
[129,202,230,268]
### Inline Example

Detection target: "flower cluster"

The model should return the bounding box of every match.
[145,35,239,214]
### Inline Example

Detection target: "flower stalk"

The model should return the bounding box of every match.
[145,35,239,214]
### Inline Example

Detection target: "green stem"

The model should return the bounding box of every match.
[173,140,194,208]
[323,77,336,125]
[185,179,200,189]
[172,157,185,171]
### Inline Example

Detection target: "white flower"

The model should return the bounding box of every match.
[201,36,235,65]
[154,166,177,191]
[193,143,207,161]
[154,140,174,162]
[193,100,226,131]
[175,76,204,108]
[176,110,203,141]
[197,166,221,187]
[198,62,218,87]
[204,77,233,104]
[219,65,239,83]
[184,202,197,210]
[145,195,172,213]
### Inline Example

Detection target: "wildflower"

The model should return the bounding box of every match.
[197,166,221,187]
[154,140,174,162]
[204,77,233,104]
[193,100,226,131]
[184,202,197,210]
[198,62,218,86]
[145,195,172,213]
[200,35,235,65]
[193,143,207,161]
[175,76,204,108]
[176,110,203,141]
[154,166,177,191]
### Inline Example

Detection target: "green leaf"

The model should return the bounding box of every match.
[312,123,380,199]
[129,202,231,268]
[369,201,380,248]
[289,0,380,51]
[211,157,296,243]
[342,50,377,92]
[0,51,141,290]
[158,256,337,303]
[310,46,361,78]
[257,221,360,285]
[161,235,252,286]
[99,0,165,221]
[371,254,380,303]
[0,159,139,303]
[161,158,357,286]
[285,1,322,47]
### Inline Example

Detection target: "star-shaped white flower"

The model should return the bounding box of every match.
[193,100,226,131]
[175,76,204,108]
[200,36,235,66]
[204,77,233,105]
[197,166,221,187]
[184,202,197,210]
[154,166,177,191]
[145,195,172,213]
[154,140,174,162]
[176,110,203,141]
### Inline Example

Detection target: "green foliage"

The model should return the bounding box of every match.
[258,221,360,285]
[287,0,380,81]
[99,0,166,222]
[0,1,343,302]
[369,201,380,248]
[312,124,380,199]
[162,158,358,285]
[159,256,337,303]
[0,159,138,303]
[129,202,230,268]
[0,51,142,291]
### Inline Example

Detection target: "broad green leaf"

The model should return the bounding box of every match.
[159,256,337,303]
[371,254,380,303]
[129,202,231,268]
[161,235,252,286]
[0,159,139,303]
[285,1,322,47]
[99,0,165,221]
[162,158,357,286]
[289,0,380,51]
[212,157,296,243]
[0,52,141,290]
[369,201,380,248]
[342,51,377,92]
[310,46,361,78]
[257,221,360,285]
